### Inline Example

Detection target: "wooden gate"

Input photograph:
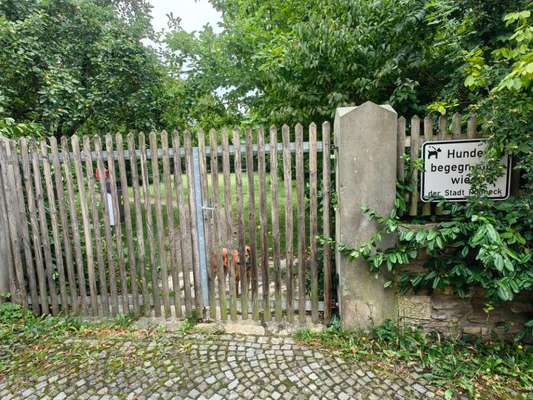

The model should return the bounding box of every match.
[0,123,334,324]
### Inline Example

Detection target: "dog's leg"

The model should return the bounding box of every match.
[235,267,240,297]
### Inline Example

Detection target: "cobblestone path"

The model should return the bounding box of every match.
[1,332,443,399]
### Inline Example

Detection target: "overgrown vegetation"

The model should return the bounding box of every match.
[178,310,200,333]
[296,320,533,399]
[0,303,196,389]
[0,302,144,373]
[167,0,530,126]
[0,302,136,348]
[328,192,533,337]
[326,3,532,334]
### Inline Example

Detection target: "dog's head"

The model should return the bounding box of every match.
[231,246,251,266]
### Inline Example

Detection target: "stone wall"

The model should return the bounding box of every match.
[398,290,533,339]
[396,254,532,342]
[395,226,532,340]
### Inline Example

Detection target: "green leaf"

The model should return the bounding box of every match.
[415,230,426,243]
[444,389,454,400]
[494,254,504,271]
[464,74,477,87]
[497,284,512,301]
[403,231,415,241]
[486,224,500,243]
[503,257,514,272]
[427,230,437,241]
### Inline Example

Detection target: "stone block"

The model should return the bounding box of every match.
[398,295,431,321]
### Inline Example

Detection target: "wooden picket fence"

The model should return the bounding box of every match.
[0,124,333,324]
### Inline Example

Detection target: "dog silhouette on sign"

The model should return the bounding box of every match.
[427,146,441,160]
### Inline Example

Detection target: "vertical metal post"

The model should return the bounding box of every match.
[192,147,209,310]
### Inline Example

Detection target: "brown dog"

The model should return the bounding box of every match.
[211,246,251,295]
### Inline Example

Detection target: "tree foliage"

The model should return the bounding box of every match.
[166,0,529,126]
[0,0,173,137]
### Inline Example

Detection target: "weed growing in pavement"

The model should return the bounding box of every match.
[178,310,200,333]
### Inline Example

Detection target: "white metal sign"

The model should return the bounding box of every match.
[106,192,115,226]
[421,139,511,202]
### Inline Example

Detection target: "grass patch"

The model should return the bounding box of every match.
[0,302,137,348]
[295,319,533,399]
[0,303,188,383]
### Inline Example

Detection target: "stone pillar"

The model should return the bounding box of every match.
[334,101,398,330]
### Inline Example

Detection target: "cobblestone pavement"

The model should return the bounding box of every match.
[1,332,444,399]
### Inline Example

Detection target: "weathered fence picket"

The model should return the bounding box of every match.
[107,135,130,315]
[257,128,270,321]
[172,132,193,314]
[281,125,294,322]
[409,116,421,216]
[309,124,319,323]
[161,131,181,318]
[50,137,77,314]
[95,137,119,315]
[0,142,15,305]
[222,130,238,321]
[232,129,248,319]
[140,133,161,316]
[128,133,149,315]
[149,132,171,317]
[0,141,27,309]
[209,129,227,321]
[270,126,282,321]
[422,117,433,216]
[83,136,108,316]
[22,138,49,313]
[72,136,96,315]
[116,134,140,315]
[295,124,306,323]
[42,140,69,313]
[321,122,332,324]
[184,131,202,311]
[245,129,259,321]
